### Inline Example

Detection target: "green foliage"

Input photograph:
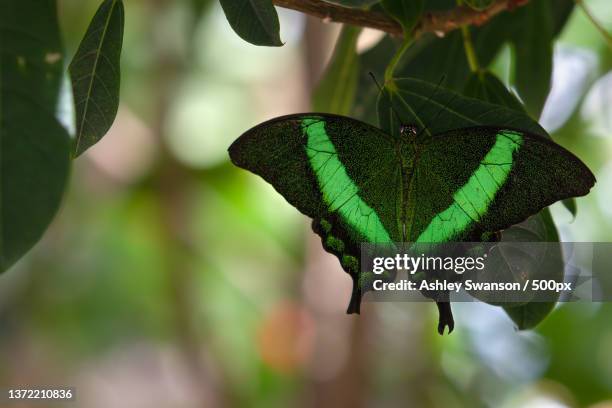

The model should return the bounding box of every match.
[312,26,361,115]
[504,301,556,330]
[219,0,282,46]
[562,198,577,218]
[382,0,424,35]
[470,0,573,116]
[510,0,554,117]
[463,71,524,112]
[382,0,574,108]
[1,0,123,272]
[0,0,71,272]
[377,78,546,137]
[70,0,125,157]
[502,209,561,329]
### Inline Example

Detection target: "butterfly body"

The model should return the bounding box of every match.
[229,112,594,332]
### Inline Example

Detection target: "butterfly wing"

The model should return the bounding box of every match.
[407,127,595,242]
[229,114,402,311]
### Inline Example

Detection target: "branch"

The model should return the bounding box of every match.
[272,0,529,38]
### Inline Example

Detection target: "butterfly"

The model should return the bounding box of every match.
[228,97,595,334]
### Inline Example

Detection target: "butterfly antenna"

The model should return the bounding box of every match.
[368,71,404,129]
[368,71,384,93]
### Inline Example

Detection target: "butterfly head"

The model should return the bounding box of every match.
[400,124,419,140]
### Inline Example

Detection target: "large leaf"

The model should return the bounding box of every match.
[392,0,574,98]
[502,210,561,329]
[377,78,546,137]
[398,32,471,92]
[69,0,124,157]
[352,0,576,141]
[510,0,553,117]
[219,0,282,47]
[473,0,574,116]
[312,26,360,115]
[463,71,524,112]
[0,0,71,272]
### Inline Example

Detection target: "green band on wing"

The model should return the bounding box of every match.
[416,130,523,243]
[302,118,393,244]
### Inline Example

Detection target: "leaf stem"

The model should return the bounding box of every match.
[457,0,480,72]
[461,25,480,72]
[384,38,412,86]
[576,0,612,51]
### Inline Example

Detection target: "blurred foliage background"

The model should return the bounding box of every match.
[1,0,612,407]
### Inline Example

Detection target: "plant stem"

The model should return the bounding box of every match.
[457,0,480,72]
[272,0,531,39]
[576,0,612,51]
[384,38,412,85]
[461,26,480,72]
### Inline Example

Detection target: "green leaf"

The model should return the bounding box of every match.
[377,78,547,137]
[382,0,424,34]
[562,198,577,218]
[392,0,574,100]
[504,300,556,330]
[463,0,495,10]
[312,26,360,115]
[219,0,282,47]
[0,0,71,272]
[69,0,124,157]
[398,32,474,92]
[472,0,573,116]
[464,71,524,112]
[511,0,553,118]
[502,209,561,329]
[323,0,381,7]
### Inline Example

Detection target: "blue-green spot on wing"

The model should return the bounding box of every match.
[229,114,402,312]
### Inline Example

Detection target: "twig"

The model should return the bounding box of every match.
[272,0,530,38]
